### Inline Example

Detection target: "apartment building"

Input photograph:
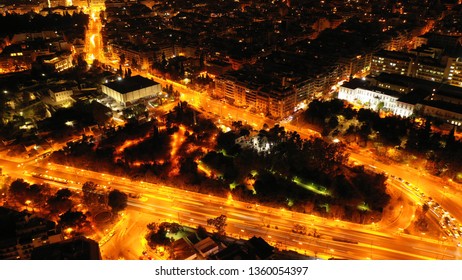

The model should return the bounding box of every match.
[446,57,462,88]
[0,207,63,260]
[370,50,415,77]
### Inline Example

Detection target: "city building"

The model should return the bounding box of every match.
[211,236,274,260]
[193,237,220,258]
[446,57,462,88]
[101,75,161,106]
[417,87,462,126]
[49,88,74,104]
[49,0,71,7]
[338,78,413,117]
[415,57,446,82]
[339,73,462,125]
[110,43,156,71]
[214,72,305,119]
[0,0,45,14]
[205,60,233,78]
[31,236,101,260]
[337,53,372,79]
[0,207,63,260]
[41,52,74,73]
[172,237,197,260]
[370,50,415,77]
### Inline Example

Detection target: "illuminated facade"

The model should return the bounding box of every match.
[385,32,409,51]
[88,0,105,10]
[338,79,414,117]
[101,75,161,105]
[49,0,71,7]
[43,53,74,72]
[49,88,73,103]
[0,2,45,14]
[418,89,462,126]
[447,57,462,88]
[370,50,414,77]
[214,74,307,118]
[110,44,156,71]
[415,59,446,82]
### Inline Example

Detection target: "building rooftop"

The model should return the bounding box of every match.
[372,50,415,61]
[373,73,443,90]
[103,75,159,94]
[341,78,370,90]
[31,236,101,260]
[212,243,249,260]
[420,99,462,115]
[172,238,197,260]
[247,236,274,260]
[397,89,431,105]
[194,237,219,256]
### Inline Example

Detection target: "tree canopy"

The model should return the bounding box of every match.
[108,189,128,213]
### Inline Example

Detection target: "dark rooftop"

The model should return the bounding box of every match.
[341,78,370,90]
[397,89,431,105]
[31,236,101,260]
[420,99,462,115]
[103,75,159,94]
[373,73,443,90]
[372,50,415,61]
[247,236,274,260]
[212,243,250,260]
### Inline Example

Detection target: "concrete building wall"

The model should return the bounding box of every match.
[101,83,161,105]
[338,85,411,117]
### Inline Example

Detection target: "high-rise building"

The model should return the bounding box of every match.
[446,57,462,87]
[415,57,446,82]
[370,50,415,77]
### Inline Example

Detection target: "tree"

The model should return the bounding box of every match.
[179,61,185,77]
[207,214,227,235]
[47,195,74,214]
[231,121,243,131]
[216,131,238,152]
[59,210,88,229]
[161,52,167,69]
[146,222,176,247]
[8,179,30,203]
[108,189,128,213]
[199,51,205,68]
[422,203,430,214]
[56,188,72,200]
[82,181,101,206]
[197,225,208,239]
[328,116,339,129]
[119,53,125,66]
[446,127,456,149]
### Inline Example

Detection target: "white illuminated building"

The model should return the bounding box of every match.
[101,75,161,106]
[43,53,74,72]
[235,134,274,154]
[338,79,414,118]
